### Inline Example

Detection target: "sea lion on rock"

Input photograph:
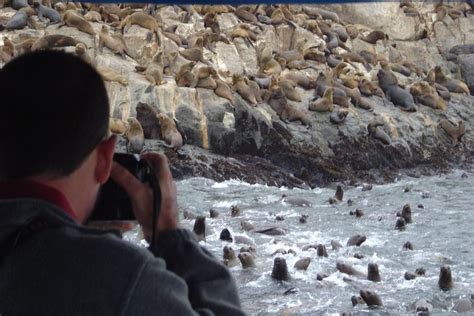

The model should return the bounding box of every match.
[213,77,235,105]
[99,26,129,59]
[192,216,206,241]
[438,266,453,291]
[377,69,416,112]
[294,257,311,271]
[359,30,388,44]
[439,118,465,145]
[336,262,366,278]
[75,43,94,66]
[434,66,470,95]
[120,12,160,37]
[31,35,81,51]
[0,37,14,63]
[347,235,366,246]
[359,78,384,97]
[109,118,129,135]
[136,102,161,139]
[268,88,310,125]
[360,290,383,307]
[238,252,256,269]
[61,10,95,35]
[142,51,164,88]
[233,74,257,106]
[125,117,144,154]
[279,79,302,102]
[156,113,183,151]
[0,10,28,31]
[367,263,381,282]
[309,87,333,112]
[368,121,391,145]
[33,2,61,24]
[272,257,290,281]
[410,81,447,110]
[11,0,28,10]
[329,108,349,124]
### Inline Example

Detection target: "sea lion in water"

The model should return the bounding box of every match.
[434,66,470,95]
[192,216,206,241]
[220,228,233,242]
[453,296,473,313]
[309,87,333,112]
[209,208,219,218]
[254,227,285,236]
[125,117,144,154]
[349,208,364,217]
[367,263,381,282]
[331,240,343,251]
[231,205,241,217]
[439,118,465,145]
[282,195,312,207]
[377,69,416,112]
[347,234,366,246]
[272,257,290,281]
[136,102,161,139]
[396,217,406,230]
[156,113,183,151]
[238,252,256,269]
[336,262,366,278]
[368,121,391,145]
[351,295,365,306]
[403,241,414,250]
[294,257,311,271]
[401,204,412,223]
[223,246,238,267]
[317,244,328,257]
[61,10,95,35]
[360,290,383,307]
[328,185,344,204]
[438,266,453,291]
[241,220,254,231]
[33,2,61,24]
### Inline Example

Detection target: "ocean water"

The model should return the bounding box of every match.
[125,169,474,315]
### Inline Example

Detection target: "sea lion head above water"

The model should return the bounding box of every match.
[438,266,453,291]
[367,263,381,282]
[271,257,290,281]
[238,251,256,269]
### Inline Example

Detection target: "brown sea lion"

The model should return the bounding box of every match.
[279,79,302,102]
[209,209,219,218]
[434,66,470,95]
[275,39,307,64]
[75,43,94,66]
[349,208,364,217]
[231,205,241,217]
[359,30,388,44]
[233,74,257,106]
[351,295,365,306]
[401,204,412,223]
[268,88,310,125]
[377,69,416,112]
[125,117,144,154]
[294,257,311,271]
[367,263,381,282]
[214,77,236,105]
[0,37,15,63]
[136,103,161,140]
[330,108,349,124]
[410,81,447,110]
[175,62,197,88]
[192,216,206,241]
[62,10,95,35]
[272,257,290,281]
[120,12,160,37]
[223,246,238,267]
[109,118,129,135]
[359,78,384,97]
[360,290,383,307]
[368,121,391,145]
[317,244,328,257]
[336,262,366,278]
[156,113,183,151]
[347,234,366,246]
[438,266,453,291]
[439,118,465,145]
[84,11,102,22]
[99,26,129,59]
[142,51,164,88]
[31,34,81,51]
[309,87,333,112]
[238,252,256,269]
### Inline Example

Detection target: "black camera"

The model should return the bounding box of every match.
[89,153,158,221]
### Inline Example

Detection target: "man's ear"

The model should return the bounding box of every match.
[95,135,117,184]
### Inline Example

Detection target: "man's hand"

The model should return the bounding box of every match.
[110,152,179,243]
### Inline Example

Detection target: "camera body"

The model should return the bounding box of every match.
[89,153,154,221]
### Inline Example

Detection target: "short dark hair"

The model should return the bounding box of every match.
[0,50,109,179]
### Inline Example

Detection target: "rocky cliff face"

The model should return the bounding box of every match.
[1,2,473,187]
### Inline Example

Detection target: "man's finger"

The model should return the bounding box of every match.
[109,161,146,197]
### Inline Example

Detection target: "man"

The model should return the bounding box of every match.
[0,50,244,315]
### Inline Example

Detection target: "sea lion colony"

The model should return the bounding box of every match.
[0,2,471,153]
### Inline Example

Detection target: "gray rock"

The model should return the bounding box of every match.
[459,54,474,94]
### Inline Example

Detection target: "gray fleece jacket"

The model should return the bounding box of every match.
[0,199,245,315]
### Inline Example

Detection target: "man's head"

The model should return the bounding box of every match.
[0,50,116,220]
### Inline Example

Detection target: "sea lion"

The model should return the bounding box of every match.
[11,0,28,10]
[213,77,235,104]
[275,39,307,64]
[336,262,366,278]
[246,79,262,103]
[401,204,412,223]
[241,220,254,231]
[99,26,129,59]
[109,118,129,135]
[351,295,365,306]
[317,244,328,257]
[377,69,416,112]
[299,214,308,223]
[347,234,366,246]
[272,257,290,281]
[331,240,343,251]
[282,196,311,207]
[309,87,333,112]
[0,10,28,31]
[121,12,160,37]
[220,228,233,242]
[175,62,197,88]
[294,257,311,271]
[233,74,257,106]
[405,272,417,280]
[410,81,447,110]
[279,79,302,102]
[359,30,388,44]
[439,119,465,145]
[403,241,414,250]
[142,51,164,88]
[231,205,241,217]
[349,208,364,217]
[329,108,349,124]
[453,297,473,313]
[254,227,286,236]
[31,34,81,51]
[209,209,219,218]
[368,122,391,145]
[156,113,183,151]
[125,117,144,154]
[192,216,206,241]
[0,37,14,63]
[396,218,406,230]
[359,78,384,97]
[75,43,95,66]
[360,290,383,307]
[434,66,470,95]
[438,266,453,291]
[240,246,257,257]
[61,10,95,35]
[136,102,161,139]
[367,263,381,282]
[268,88,310,125]
[33,2,61,24]
[223,246,238,267]
[238,252,256,269]
[84,11,102,22]
[335,185,344,201]
[235,7,258,24]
